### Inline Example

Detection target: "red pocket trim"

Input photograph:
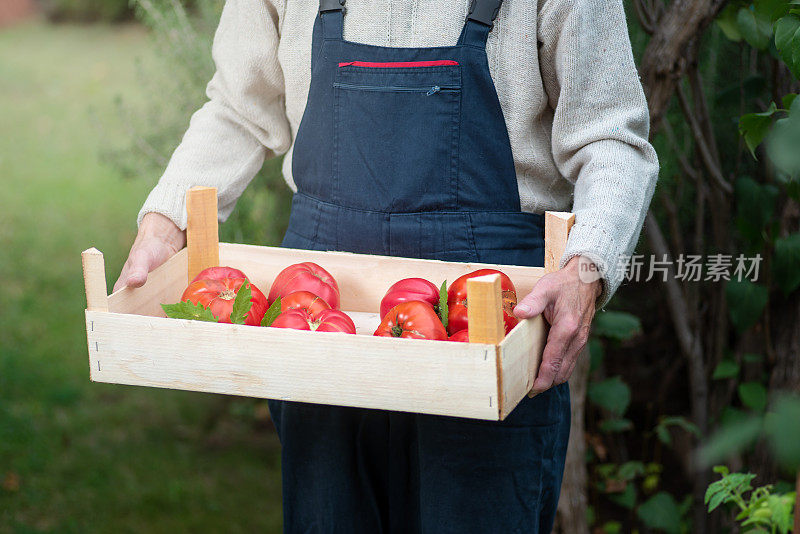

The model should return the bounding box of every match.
[338,60,459,68]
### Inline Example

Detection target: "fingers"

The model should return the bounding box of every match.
[530,313,577,394]
[112,247,152,292]
[513,275,557,319]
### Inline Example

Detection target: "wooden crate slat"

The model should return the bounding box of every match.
[186,186,219,282]
[218,243,547,313]
[498,316,548,417]
[86,311,501,420]
[107,248,188,316]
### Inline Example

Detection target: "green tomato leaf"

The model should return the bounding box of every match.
[229,280,252,325]
[161,300,219,322]
[726,279,769,331]
[712,359,741,380]
[766,102,800,180]
[739,102,777,158]
[438,280,449,330]
[261,297,282,327]
[775,14,800,79]
[738,381,768,411]
[588,376,631,417]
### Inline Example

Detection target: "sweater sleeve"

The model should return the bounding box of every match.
[537,0,659,305]
[137,0,291,230]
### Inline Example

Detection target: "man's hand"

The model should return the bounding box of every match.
[113,212,187,292]
[513,255,602,394]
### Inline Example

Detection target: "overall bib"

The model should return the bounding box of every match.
[268,0,571,531]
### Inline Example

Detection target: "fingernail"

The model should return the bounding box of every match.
[514,304,532,315]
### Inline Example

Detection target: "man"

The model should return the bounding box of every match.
[115,0,658,530]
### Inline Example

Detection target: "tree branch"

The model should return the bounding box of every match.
[676,84,733,195]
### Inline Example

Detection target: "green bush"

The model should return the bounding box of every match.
[41,0,133,23]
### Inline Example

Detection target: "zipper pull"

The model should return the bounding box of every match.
[426,86,441,96]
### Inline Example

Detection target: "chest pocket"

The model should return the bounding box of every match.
[332,61,462,212]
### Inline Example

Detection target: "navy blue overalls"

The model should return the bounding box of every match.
[267,0,571,531]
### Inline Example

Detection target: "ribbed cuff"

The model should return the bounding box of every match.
[561,222,624,308]
[137,182,193,231]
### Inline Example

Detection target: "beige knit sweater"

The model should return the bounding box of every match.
[137,0,659,302]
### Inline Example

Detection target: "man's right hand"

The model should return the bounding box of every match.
[113,212,186,292]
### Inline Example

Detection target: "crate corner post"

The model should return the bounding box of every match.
[544,211,575,273]
[466,274,505,345]
[82,247,108,312]
[186,186,220,283]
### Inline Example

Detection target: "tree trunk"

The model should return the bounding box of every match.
[554,347,591,534]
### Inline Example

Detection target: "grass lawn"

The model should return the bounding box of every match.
[0,21,282,533]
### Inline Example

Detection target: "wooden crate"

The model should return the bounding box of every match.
[82,187,574,421]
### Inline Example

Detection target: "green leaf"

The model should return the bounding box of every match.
[618,461,645,481]
[716,4,743,41]
[589,338,604,373]
[438,281,449,329]
[734,176,779,244]
[655,416,700,447]
[726,279,769,331]
[713,359,741,380]
[774,14,800,79]
[743,353,764,363]
[738,382,768,411]
[599,418,633,433]
[161,300,219,322]
[260,297,282,327]
[737,6,773,49]
[637,492,682,534]
[756,0,790,22]
[229,280,252,325]
[608,483,637,510]
[782,92,798,109]
[739,102,777,158]
[699,417,763,466]
[588,376,631,417]
[773,233,800,294]
[766,112,800,180]
[765,394,800,470]
[592,311,642,341]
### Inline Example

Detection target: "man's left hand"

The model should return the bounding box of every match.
[512,255,602,394]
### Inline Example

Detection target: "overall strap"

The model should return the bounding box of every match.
[458,0,503,48]
[319,0,344,40]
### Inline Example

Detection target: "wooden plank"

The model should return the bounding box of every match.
[186,186,219,283]
[82,248,108,312]
[498,315,548,417]
[544,211,576,273]
[85,310,501,420]
[466,274,505,344]
[107,248,188,316]
[219,243,547,313]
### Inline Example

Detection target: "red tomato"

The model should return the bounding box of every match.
[271,308,356,334]
[191,266,248,284]
[379,277,440,319]
[448,329,469,342]
[315,309,357,333]
[182,269,268,326]
[373,301,447,340]
[269,262,340,309]
[447,269,518,335]
[281,291,331,317]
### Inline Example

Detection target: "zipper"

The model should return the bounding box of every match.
[333,82,460,95]
[339,60,459,68]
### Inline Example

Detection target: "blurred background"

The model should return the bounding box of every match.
[0,0,798,532]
